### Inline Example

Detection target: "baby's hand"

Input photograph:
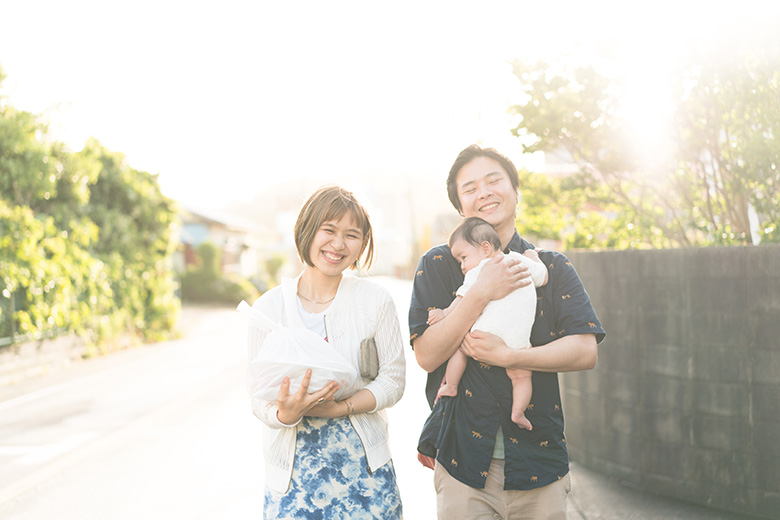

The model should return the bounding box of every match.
[523,248,549,286]
[523,248,541,263]
[427,308,445,325]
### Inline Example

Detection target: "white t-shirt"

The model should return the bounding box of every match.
[456,251,547,350]
[296,297,327,339]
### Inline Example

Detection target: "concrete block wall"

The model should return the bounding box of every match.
[562,245,780,519]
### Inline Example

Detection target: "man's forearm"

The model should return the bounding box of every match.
[414,291,489,372]
[503,334,597,372]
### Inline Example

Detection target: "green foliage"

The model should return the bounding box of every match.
[180,242,259,305]
[509,40,780,248]
[0,71,179,347]
[264,254,286,287]
[515,169,669,250]
[77,139,181,340]
[0,104,58,209]
[196,242,221,280]
[673,46,780,244]
[0,200,114,341]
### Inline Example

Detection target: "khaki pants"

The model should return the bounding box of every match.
[434,459,571,520]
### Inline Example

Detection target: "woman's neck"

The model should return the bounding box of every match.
[298,267,341,303]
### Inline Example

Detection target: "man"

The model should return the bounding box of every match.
[409,144,606,519]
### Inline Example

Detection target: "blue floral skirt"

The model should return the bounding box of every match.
[264,416,403,520]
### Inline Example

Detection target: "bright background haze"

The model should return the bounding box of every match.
[1,1,777,210]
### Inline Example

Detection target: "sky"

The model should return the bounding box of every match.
[2,1,779,210]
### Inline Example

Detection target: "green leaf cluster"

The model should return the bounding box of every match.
[514,169,670,250]
[674,46,780,245]
[509,39,780,248]
[1,70,179,348]
[180,242,259,305]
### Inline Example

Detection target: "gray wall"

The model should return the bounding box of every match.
[562,245,780,519]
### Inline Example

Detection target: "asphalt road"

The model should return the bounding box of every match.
[0,279,437,520]
[0,277,757,519]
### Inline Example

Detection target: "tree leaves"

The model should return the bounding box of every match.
[509,47,780,248]
[0,70,179,346]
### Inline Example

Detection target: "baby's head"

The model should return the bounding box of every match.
[448,217,502,274]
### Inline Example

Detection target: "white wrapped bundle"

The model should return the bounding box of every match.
[238,300,360,401]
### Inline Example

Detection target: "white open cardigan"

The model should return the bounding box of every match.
[248,274,406,492]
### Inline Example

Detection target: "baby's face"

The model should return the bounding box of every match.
[451,239,489,274]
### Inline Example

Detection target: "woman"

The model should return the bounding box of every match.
[248,185,406,519]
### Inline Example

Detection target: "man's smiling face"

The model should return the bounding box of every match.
[455,156,519,235]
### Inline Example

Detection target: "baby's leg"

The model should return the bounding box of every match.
[437,350,468,399]
[506,367,533,430]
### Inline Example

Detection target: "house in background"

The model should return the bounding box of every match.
[176,207,261,280]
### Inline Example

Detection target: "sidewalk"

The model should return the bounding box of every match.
[567,461,759,520]
[1,301,763,520]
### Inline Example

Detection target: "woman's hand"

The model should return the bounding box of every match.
[276,369,340,426]
[471,255,532,302]
[460,329,515,368]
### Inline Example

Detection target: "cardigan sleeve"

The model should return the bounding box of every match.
[363,294,406,412]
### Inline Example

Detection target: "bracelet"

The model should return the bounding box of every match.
[345,400,354,416]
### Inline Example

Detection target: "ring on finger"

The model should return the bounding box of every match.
[318,397,325,403]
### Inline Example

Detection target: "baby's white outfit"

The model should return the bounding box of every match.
[457,252,547,350]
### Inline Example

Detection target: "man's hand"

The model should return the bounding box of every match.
[460,329,513,368]
[417,452,436,470]
[413,256,530,373]
[471,255,532,302]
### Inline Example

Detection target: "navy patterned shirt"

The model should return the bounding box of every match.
[409,231,606,490]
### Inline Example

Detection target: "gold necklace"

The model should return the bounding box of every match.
[297,292,336,305]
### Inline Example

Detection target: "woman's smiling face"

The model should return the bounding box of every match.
[308,211,365,277]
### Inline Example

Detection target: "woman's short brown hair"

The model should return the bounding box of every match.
[293,185,374,270]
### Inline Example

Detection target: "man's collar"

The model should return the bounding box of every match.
[504,231,535,254]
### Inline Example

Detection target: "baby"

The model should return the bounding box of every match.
[428,217,547,430]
